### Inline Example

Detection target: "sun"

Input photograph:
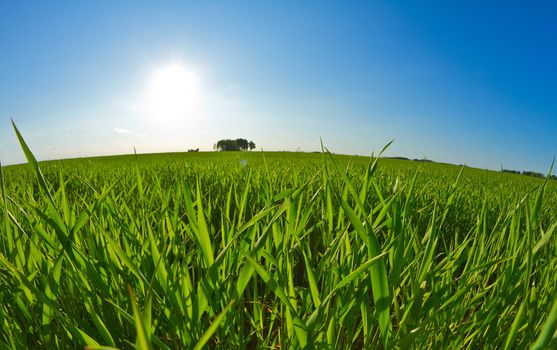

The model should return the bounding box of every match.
[147,64,200,122]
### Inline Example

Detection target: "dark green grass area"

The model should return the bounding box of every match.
[1,145,557,349]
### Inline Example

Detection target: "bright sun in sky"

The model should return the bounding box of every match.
[147,64,200,123]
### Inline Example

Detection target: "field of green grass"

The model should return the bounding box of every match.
[1,130,557,349]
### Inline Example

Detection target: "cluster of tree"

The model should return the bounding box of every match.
[214,138,256,151]
[502,168,551,179]
[188,148,199,152]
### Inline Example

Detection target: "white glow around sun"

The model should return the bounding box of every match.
[147,64,201,122]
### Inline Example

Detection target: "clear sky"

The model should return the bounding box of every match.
[1,1,556,172]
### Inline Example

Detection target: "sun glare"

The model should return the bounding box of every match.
[147,64,200,122]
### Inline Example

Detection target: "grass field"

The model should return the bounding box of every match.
[1,129,557,349]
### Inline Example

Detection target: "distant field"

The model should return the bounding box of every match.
[1,138,557,348]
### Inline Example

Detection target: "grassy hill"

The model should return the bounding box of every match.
[1,146,557,348]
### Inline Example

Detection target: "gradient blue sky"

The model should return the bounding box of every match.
[1,1,556,172]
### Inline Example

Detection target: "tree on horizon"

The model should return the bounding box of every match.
[215,138,256,151]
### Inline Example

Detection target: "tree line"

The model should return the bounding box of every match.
[502,168,557,179]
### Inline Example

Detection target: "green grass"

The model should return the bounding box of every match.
[1,127,557,349]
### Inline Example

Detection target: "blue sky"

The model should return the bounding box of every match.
[1,1,556,172]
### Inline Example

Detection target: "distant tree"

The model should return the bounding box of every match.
[216,139,239,151]
[236,138,249,151]
[522,170,544,178]
[215,138,255,151]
